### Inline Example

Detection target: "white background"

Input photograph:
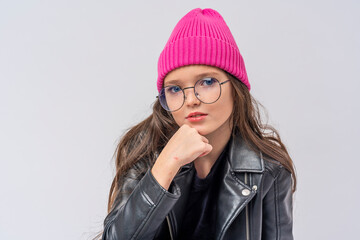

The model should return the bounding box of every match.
[1,0,359,239]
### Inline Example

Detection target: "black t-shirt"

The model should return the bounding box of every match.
[178,142,230,240]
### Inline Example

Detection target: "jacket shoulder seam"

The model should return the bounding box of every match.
[264,160,283,179]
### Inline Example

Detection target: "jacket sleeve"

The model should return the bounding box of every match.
[101,167,181,240]
[262,166,294,240]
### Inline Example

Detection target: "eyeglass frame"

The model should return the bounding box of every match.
[156,77,231,112]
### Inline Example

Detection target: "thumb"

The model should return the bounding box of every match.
[198,143,213,158]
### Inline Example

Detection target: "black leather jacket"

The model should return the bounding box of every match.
[102,134,294,240]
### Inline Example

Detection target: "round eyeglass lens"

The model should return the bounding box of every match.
[159,85,184,111]
[194,78,221,104]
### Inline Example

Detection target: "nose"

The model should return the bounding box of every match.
[184,87,200,106]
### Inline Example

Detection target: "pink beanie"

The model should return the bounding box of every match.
[157,8,250,92]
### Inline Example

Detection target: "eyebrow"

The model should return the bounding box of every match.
[164,71,221,86]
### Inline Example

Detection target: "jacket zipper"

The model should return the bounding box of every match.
[166,215,174,240]
[245,172,250,240]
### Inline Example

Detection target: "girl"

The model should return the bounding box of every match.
[99,8,296,240]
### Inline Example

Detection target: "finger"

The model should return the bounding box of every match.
[201,136,209,143]
[181,123,190,129]
[198,143,213,157]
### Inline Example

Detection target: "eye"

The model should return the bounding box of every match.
[199,77,216,86]
[166,85,182,94]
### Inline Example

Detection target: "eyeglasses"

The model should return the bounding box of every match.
[156,77,230,112]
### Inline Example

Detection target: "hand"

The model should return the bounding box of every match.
[159,124,213,168]
[151,124,213,190]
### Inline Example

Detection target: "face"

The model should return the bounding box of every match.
[163,65,234,137]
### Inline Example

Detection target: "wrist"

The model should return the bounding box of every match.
[151,154,181,190]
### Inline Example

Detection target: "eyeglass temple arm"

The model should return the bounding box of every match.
[220,79,230,85]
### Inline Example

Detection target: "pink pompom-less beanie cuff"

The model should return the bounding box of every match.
[157,8,250,93]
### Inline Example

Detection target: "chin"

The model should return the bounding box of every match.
[192,125,213,136]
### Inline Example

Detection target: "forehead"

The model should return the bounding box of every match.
[164,65,225,86]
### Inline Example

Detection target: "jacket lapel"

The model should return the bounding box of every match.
[215,133,265,239]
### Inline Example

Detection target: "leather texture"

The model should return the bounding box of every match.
[101,133,294,240]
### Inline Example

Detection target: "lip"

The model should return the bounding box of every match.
[186,112,208,122]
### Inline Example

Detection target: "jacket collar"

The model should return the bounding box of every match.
[227,133,265,173]
[214,133,264,239]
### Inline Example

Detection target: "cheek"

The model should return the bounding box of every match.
[214,105,233,123]
[214,93,234,119]
[171,112,184,126]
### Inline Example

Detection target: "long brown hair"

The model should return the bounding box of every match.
[93,71,297,239]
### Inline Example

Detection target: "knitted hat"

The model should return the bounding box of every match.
[157,8,250,92]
